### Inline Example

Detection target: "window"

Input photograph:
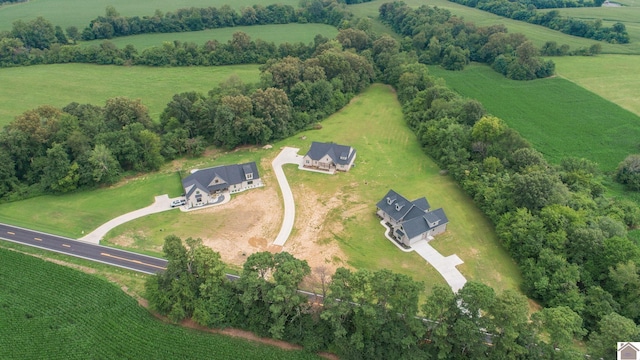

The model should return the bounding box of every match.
[246,172,253,180]
[248,180,253,185]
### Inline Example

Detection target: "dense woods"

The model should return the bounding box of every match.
[2,0,639,358]
[449,0,629,43]
[147,235,584,359]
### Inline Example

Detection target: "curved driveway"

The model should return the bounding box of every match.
[271,147,304,246]
[80,194,177,244]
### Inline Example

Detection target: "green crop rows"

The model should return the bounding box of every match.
[0,247,320,359]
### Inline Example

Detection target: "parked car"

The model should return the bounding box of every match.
[171,199,186,208]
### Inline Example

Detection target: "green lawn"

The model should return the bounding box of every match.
[0,63,260,126]
[0,170,184,238]
[80,24,338,50]
[428,63,640,173]
[0,0,299,31]
[552,54,640,117]
[0,247,321,360]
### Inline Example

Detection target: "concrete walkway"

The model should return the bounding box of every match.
[272,147,304,246]
[380,220,467,293]
[79,195,178,244]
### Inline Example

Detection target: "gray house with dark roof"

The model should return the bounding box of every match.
[182,162,263,209]
[303,142,356,172]
[376,189,449,247]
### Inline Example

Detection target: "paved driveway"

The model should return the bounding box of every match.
[79,194,178,244]
[272,147,303,246]
[380,220,467,292]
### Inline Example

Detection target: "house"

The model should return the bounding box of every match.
[303,142,356,172]
[619,342,640,360]
[181,162,262,209]
[376,189,449,247]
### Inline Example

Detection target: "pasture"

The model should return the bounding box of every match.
[428,63,640,173]
[80,24,339,50]
[100,84,522,295]
[0,63,260,126]
[540,5,640,45]
[349,0,640,54]
[552,54,640,117]
[0,0,299,31]
[0,247,321,360]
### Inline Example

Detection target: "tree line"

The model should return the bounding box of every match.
[448,0,629,43]
[147,235,609,359]
[379,1,557,80]
[0,0,594,82]
[383,45,640,357]
[0,41,373,200]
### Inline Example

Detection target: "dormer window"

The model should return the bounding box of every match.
[246,172,253,180]
[395,203,404,211]
[387,197,395,205]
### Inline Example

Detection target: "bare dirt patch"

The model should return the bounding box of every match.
[180,155,349,280]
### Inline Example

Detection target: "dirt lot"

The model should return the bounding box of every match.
[186,155,349,284]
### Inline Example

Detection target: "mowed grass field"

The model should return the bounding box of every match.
[349,0,640,54]
[81,24,339,50]
[553,54,640,117]
[0,63,260,126]
[0,0,299,31]
[2,84,521,295]
[271,84,521,294]
[0,247,321,360]
[428,63,640,173]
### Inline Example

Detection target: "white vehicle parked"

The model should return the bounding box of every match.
[170,199,186,208]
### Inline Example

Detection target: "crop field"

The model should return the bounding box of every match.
[0,247,321,360]
[349,0,640,54]
[428,63,640,173]
[80,24,339,50]
[0,63,260,127]
[0,0,299,31]
[552,54,640,117]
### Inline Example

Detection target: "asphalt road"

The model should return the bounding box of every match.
[0,222,324,301]
[0,223,168,274]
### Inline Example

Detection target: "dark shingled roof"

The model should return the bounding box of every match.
[305,142,356,166]
[376,189,432,223]
[378,189,449,241]
[401,208,449,239]
[424,208,448,228]
[182,162,260,197]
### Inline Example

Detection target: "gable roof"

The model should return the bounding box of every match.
[377,190,432,223]
[182,162,259,197]
[305,142,355,166]
[401,208,449,239]
[376,189,413,222]
[425,208,448,228]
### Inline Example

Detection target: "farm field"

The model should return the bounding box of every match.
[0,63,260,126]
[428,63,640,173]
[552,54,640,117]
[0,247,321,360]
[540,5,640,45]
[80,24,339,50]
[100,84,521,295]
[0,0,299,31]
[349,0,640,54]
